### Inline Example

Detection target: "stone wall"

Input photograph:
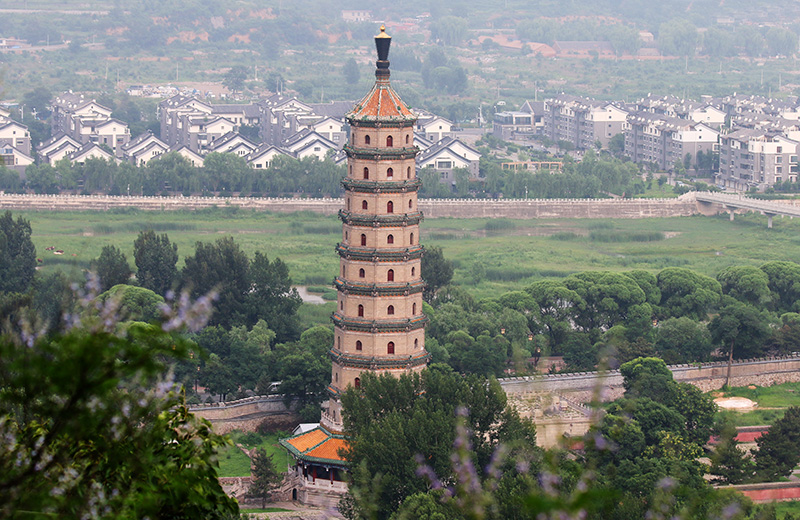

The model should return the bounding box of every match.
[190,395,299,434]
[500,354,800,400]
[0,193,699,219]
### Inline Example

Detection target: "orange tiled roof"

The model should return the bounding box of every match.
[347,80,416,123]
[306,437,348,462]
[285,428,329,452]
[280,426,350,466]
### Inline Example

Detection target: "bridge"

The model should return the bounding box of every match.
[694,191,800,228]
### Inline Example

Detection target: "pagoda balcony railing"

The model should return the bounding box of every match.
[339,209,423,227]
[331,312,428,333]
[341,178,422,193]
[334,277,425,296]
[329,347,431,370]
[344,144,419,160]
[336,243,424,262]
[345,117,416,128]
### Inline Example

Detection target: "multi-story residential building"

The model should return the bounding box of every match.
[624,112,718,171]
[158,95,214,147]
[717,129,799,191]
[415,111,453,142]
[246,144,292,169]
[492,111,535,140]
[309,117,348,145]
[0,144,33,174]
[38,134,82,165]
[283,129,339,160]
[120,131,170,166]
[416,136,481,181]
[51,93,130,156]
[0,120,31,155]
[206,132,257,157]
[257,95,316,146]
[543,95,628,150]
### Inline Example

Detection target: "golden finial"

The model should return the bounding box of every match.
[376,25,390,38]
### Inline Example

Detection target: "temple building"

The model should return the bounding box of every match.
[280,26,430,508]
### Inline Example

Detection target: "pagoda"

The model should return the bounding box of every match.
[281,26,429,508]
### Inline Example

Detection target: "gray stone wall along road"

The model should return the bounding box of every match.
[189,395,299,434]
[499,354,800,400]
[0,193,699,219]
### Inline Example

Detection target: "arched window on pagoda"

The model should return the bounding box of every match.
[387,234,394,244]
[412,303,417,314]
[387,201,394,213]
[408,199,412,209]
[410,232,414,244]
[362,200,368,210]
[358,304,364,317]
[411,267,415,276]
[405,134,410,144]
[414,338,419,349]
[359,268,365,278]
[387,167,394,178]
[365,135,371,145]
[347,198,350,210]
[387,305,395,315]
[356,340,363,351]
[387,269,394,282]
[387,342,395,354]
[386,135,393,147]
[354,377,361,388]
[361,234,367,246]
[407,166,411,178]
[363,167,369,180]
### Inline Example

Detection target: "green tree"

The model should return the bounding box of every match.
[563,271,651,333]
[710,417,754,484]
[526,280,584,347]
[658,19,698,56]
[717,265,771,308]
[247,251,302,342]
[765,27,797,56]
[0,211,36,294]
[608,133,625,157]
[341,365,537,519]
[200,353,238,401]
[429,16,469,46]
[94,245,133,292]
[760,261,800,313]
[421,246,454,302]
[709,302,774,385]
[246,448,281,508]
[100,284,165,322]
[0,289,237,518]
[656,267,721,320]
[181,237,250,328]
[223,65,248,94]
[654,316,713,363]
[202,152,253,193]
[134,230,179,296]
[754,406,800,481]
[343,57,361,85]
[276,325,332,421]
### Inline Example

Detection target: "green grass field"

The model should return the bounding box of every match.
[20,208,800,301]
[216,430,290,478]
[714,382,800,427]
[776,501,800,519]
